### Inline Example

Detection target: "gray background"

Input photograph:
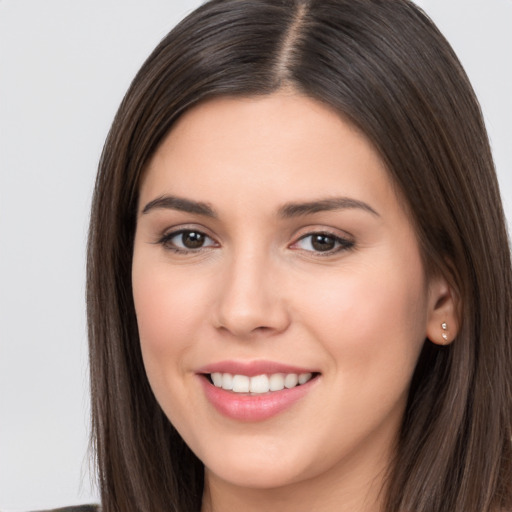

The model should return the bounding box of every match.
[1,0,511,509]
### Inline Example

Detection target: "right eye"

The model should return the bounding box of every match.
[158,229,218,253]
[290,231,354,255]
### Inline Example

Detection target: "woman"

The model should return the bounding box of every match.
[86,0,512,511]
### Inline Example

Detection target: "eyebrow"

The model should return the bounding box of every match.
[278,197,379,218]
[141,194,379,219]
[141,195,217,217]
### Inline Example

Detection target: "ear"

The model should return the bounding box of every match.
[425,274,460,346]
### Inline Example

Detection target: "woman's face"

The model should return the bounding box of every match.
[132,92,446,495]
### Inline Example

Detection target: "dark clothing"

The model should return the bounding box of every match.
[33,507,99,512]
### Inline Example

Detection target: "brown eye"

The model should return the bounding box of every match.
[159,229,217,252]
[311,234,336,251]
[292,232,354,254]
[181,231,206,249]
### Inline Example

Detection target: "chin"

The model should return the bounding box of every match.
[205,459,307,490]
[198,434,320,490]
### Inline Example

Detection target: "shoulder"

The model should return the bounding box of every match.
[29,506,100,512]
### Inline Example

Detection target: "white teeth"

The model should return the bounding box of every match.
[211,372,223,387]
[298,372,312,385]
[250,374,270,393]
[284,373,298,388]
[221,373,233,390]
[232,375,250,392]
[269,373,285,391]
[210,372,314,394]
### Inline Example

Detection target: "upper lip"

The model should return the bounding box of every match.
[196,360,319,377]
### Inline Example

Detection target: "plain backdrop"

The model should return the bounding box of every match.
[0,0,511,510]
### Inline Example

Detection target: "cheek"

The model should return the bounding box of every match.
[131,256,216,411]
[297,255,428,379]
[286,256,429,457]
[131,258,217,430]
[132,261,207,352]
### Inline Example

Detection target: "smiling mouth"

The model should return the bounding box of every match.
[204,372,319,394]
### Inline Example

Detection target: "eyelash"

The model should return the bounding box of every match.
[156,229,355,256]
[157,229,218,254]
[292,231,355,256]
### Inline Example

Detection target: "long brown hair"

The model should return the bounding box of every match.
[87,1,512,510]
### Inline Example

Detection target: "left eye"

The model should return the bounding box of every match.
[293,233,353,253]
[161,230,217,251]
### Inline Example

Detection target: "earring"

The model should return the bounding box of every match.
[441,322,448,342]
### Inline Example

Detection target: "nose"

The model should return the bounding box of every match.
[213,250,291,339]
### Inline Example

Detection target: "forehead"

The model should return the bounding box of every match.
[139,92,398,218]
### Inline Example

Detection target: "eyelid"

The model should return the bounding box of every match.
[289,228,355,255]
[156,222,217,239]
[155,224,220,253]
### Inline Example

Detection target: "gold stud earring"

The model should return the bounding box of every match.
[441,322,448,342]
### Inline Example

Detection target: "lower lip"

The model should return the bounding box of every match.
[199,375,319,422]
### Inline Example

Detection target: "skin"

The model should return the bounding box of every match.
[132,91,457,512]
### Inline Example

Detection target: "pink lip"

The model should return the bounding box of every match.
[196,360,320,422]
[197,360,317,377]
